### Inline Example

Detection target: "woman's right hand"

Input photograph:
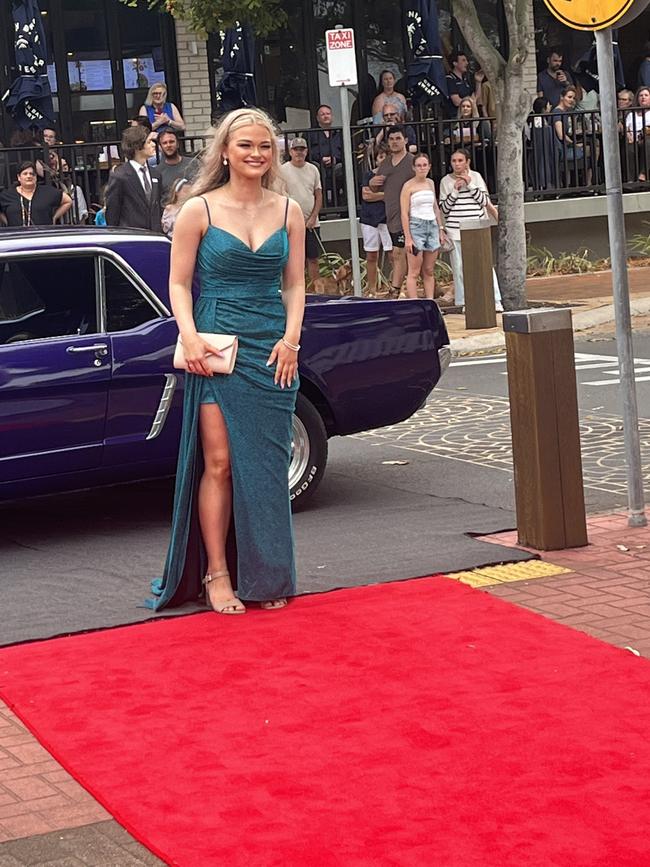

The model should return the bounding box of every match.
[405,236,415,255]
[182,333,223,377]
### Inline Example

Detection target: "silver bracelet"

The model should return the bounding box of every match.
[282,337,300,352]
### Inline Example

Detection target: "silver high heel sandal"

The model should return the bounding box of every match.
[203,570,246,615]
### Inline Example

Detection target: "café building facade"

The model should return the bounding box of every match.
[0,0,649,144]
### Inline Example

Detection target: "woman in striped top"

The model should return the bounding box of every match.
[439,148,503,312]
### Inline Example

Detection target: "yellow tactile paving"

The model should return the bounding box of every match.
[446,561,573,588]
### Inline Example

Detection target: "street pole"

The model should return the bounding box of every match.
[339,84,362,297]
[595,27,647,527]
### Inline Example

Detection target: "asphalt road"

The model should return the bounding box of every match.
[2,334,648,645]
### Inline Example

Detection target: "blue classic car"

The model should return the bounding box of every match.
[0,228,450,508]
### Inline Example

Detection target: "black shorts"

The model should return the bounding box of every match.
[306,227,321,260]
[390,230,406,248]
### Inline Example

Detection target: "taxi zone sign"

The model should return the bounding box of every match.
[326,28,357,86]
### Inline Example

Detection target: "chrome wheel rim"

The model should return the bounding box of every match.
[289,415,310,490]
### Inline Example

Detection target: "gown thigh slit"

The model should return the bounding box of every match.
[149,197,297,608]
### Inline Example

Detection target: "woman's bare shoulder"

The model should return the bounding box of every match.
[181,195,209,214]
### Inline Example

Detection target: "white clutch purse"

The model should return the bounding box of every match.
[173,333,238,374]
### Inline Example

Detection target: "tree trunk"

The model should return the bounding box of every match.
[495,73,530,310]
[451,0,533,310]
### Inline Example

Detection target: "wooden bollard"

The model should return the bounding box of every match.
[504,308,588,550]
[460,218,496,329]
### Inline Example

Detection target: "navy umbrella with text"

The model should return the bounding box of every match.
[217,22,257,113]
[575,32,626,92]
[3,0,55,129]
[406,0,448,105]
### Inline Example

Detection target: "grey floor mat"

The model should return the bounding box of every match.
[0,448,532,646]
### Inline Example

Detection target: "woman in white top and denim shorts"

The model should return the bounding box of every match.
[400,152,449,300]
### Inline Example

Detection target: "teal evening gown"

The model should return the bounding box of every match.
[150,196,298,608]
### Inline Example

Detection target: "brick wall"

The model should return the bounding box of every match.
[523,2,538,103]
[175,19,212,137]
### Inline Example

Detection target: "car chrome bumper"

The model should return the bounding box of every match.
[438,346,452,375]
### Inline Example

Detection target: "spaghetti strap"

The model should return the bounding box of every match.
[283,196,289,227]
[200,195,212,225]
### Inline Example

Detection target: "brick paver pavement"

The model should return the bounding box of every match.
[480,511,650,657]
[0,509,647,864]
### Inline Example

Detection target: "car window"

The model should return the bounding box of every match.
[0,256,97,345]
[103,258,159,333]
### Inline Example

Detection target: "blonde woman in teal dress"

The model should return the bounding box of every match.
[150,108,305,615]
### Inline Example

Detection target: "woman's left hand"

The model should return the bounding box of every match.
[267,340,298,389]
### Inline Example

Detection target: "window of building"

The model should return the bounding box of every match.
[362,1,406,119]
[259,1,312,127]
[116,2,168,123]
[103,259,159,332]
[62,0,117,142]
[0,256,97,344]
[312,0,353,124]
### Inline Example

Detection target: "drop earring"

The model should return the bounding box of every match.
[223,157,228,166]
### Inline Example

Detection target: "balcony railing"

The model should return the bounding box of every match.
[1,108,649,226]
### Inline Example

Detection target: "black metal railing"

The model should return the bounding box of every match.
[2,108,650,227]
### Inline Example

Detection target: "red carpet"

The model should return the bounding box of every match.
[2,577,650,866]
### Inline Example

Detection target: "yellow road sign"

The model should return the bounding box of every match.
[543,0,647,30]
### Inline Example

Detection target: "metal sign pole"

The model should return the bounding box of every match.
[339,84,362,297]
[595,27,647,527]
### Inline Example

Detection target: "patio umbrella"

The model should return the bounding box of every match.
[217,22,257,113]
[406,0,448,105]
[574,32,625,92]
[2,0,55,129]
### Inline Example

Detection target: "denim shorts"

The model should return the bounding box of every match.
[409,217,440,253]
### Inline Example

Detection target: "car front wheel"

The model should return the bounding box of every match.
[289,393,328,511]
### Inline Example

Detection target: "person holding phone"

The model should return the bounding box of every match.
[439,148,503,312]
[537,50,574,112]
[399,153,448,301]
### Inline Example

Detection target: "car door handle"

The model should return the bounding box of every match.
[66,343,109,355]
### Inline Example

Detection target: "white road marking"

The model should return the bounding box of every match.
[452,351,650,386]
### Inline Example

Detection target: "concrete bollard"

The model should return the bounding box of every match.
[504,308,588,550]
[460,218,496,329]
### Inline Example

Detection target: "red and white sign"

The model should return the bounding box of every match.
[325,28,358,87]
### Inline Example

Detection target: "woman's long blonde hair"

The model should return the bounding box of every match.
[145,82,167,106]
[457,96,479,119]
[188,108,284,198]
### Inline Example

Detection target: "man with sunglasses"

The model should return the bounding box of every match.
[375,101,417,152]
[280,137,323,281]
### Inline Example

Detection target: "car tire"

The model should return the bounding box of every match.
[290,392,328,511]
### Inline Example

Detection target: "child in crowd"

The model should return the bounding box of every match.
[360,142,392,293]
[94,185,108,226]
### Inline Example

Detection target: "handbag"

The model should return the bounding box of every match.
[173,333,238,374]
[440,232,455,253]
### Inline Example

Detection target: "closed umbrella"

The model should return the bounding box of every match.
[406,0,448,105]
[217,22,257,113]
[575,32,626,92]
[2,0,55,129]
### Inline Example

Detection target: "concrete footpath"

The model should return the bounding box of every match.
[0,273,648,865]
[447,269,650,354]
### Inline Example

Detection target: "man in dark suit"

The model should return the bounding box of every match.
[105,125,162,231]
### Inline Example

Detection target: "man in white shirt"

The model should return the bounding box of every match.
[105,126,162,230]
[279,137,323,281]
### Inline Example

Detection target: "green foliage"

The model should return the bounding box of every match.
[119,0,287,37]
[629,222,650,258]
[526,245,599,277]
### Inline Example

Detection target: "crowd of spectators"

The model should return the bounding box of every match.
[3,49,650,302]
